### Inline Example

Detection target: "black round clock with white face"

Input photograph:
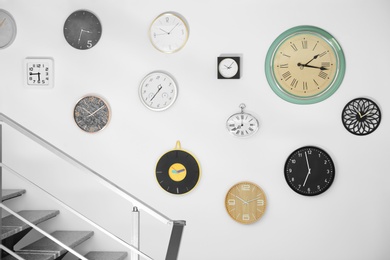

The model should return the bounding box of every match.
[155,141,200,195]
[64,10,102,50]
[74,95,110,133]
[342,97,381,136]
[284,146,335,196]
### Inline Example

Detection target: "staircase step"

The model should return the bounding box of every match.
[2,210,60,240]
[2,189,26,202]
[3,252,55,260]
[18,230,94,259]
[83,251,128,260]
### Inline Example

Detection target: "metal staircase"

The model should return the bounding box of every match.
[0,114,186,260]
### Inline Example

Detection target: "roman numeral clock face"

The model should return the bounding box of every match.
[265,26,346,104]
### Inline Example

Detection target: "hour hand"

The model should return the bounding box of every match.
[297,63,328,70]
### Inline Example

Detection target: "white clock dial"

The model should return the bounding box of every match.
[24,58,54,88]
[0,9,17,49]
[149,12,189,53]
[226,104,259,137]
[139,71,178,111]
[219,58,239,78]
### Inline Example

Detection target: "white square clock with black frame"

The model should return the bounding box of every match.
[217,56,240,79]
[24,57,54,88]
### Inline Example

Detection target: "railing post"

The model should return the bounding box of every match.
[1,124,3,260]
[131,207,140,260]
[165,220,186,260]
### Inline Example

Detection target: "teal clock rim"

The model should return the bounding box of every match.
[264,25,346,105]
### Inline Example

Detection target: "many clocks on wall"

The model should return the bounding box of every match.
[149,12,189,53]
[225,181,267,224]
[341,97,381,136]
[265,25,346,104]
[226,103,259,138]
[217,56,240,79]
[284,146,335,196]
[64,10,102,50]
[0,9,17,49]
[73,95,110,133]
[155,141,201,195]
[24,57,54,88]
[139,71,178,111]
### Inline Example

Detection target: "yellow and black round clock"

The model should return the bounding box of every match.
[156,141,201,195]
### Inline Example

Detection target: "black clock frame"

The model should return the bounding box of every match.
[217,56,240,79]
[284,146,335,196]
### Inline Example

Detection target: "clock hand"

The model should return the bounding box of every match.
[81,107,93,116]
[230,193,248,205]
[0,18,6,27]
[361,111,370,118]
[37,72,41,82]
[88,105,106,117]
[78,28,92,43]
[304,54,320,66]
[303,152,311,187]
[297,63,328,70]
[246,196,261,203]
[150,85,163,101]
[159,28,170,34]
[167,22,179,34]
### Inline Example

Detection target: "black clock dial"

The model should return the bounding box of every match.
[284,146,335,196]
[63,10,102,50]
[74,96,110,133]
[156,149,200,195]
[342,97,381,136]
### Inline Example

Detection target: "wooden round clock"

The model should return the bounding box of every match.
[265,25,346,104]
[225,181,267,224]
[155,141,201,195]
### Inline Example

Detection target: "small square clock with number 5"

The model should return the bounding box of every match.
[24,58,54,88]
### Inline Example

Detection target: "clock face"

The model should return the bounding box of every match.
[218,57,240,79]
[155,141,200,195]
[25,58,54,87]
[0,9,17,49]
[226,104,259,137]
[285,146,335,196]
[265,26,345,104]
[149,12,189,53]
[74,95,110,133]
[64,10,102,50]
[225,181,267,224]
[342,97,381,136]
[139,71,178,111]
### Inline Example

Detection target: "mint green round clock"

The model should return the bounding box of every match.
[265,25,346,104]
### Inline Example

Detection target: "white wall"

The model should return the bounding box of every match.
[1,0,390,259]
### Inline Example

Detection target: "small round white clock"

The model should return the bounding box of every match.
[139,71,178,111]
[0,9,17,49]
[149,12,189,53]
[218,57,240,79]
[226,104,259,137]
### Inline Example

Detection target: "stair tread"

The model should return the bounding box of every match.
[18,230,94,257]
[84,251,128,260]
[2,210,60,240]
[3,252,56,260]
[2,189,26,202]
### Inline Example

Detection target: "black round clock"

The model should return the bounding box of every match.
[284,146,335,196]
[155,141,201,195]
[63,10,102,50]
[342,97,381,136]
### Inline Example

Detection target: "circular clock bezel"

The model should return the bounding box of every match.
[63,9,102,50]
[0,9,17,50]
[341,97,381,136]
[226,111,259,138]
[265,25,346,104]
[225,181,267,224]
[73,95,111,133]
[218,57,239,79]
[284,146,335,196]
[155,142,201,195]
[139,71,178,112]
[149,12,189,54]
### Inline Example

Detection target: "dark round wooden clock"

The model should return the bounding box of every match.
[63,10,102,50]
[284,146,335,196]
[155,141,201,195]
[341,97,381,136]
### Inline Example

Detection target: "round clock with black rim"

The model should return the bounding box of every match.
[155,141,200,195]
[74,95,110,133]
[226,103,259,138]
[64,10,102,50]
[341,97,381,136]
[265,25,346,104]
[284,146,335,196]
[0,9,17,49]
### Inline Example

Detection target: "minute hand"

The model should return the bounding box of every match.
[297,63,328,70]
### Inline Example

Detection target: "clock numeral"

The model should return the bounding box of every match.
[312,41,318,51]
[242,214,250,221]
[228,199,235,206]
[317,185,321,190]
[257,200,264,206]
[290,43,298,52]
[303,81,308,91]
[321,62,330,67]
[302,40,308,49]
[313,79,319,86]
[282,53,291,58]
[319,51,327,57]
[282,71,292,81]
[318,71,328,79]
[241,184,250,191]
[290,78,298,88]
[279,63,289,68]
